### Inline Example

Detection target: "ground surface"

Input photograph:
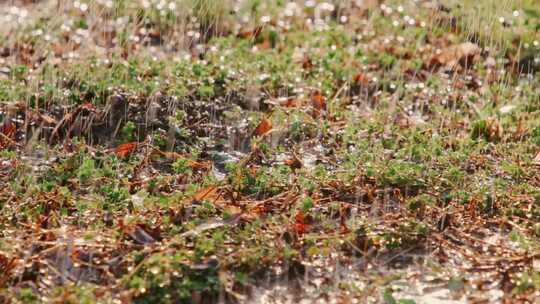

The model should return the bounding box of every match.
[1,0,540,303]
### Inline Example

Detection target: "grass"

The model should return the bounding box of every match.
[1,0,540,303]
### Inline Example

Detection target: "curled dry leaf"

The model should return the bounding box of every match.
[431,42,481,68]
[254,117,272,136]
[114,142,137,157]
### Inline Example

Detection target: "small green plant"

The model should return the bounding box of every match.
[120,121,137,143]
[77,158,95,182]
[17,288,38,303]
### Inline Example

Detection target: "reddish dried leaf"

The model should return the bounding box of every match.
[302,58,314,70]
[27,110,58,125]
[189,160,210,171]
[255,40,270,50]
[294,211,306,234]
[294,223,306,234]
[284,157,302,169]
[155,150,209,171]
[0,121,16,138]
[41,113,58,125]
[157,150,183,160]
[80,102,95,111]
[0,253,17,285]
[353,72,368,85]
[282,98,300,108]
[339,206,350,234]
[254,117,272,136]
[295,211,305,223]
[311,91,326,111]
[237,26,263,39]
[51,42,68,56]
[114,142,137,157]
[193,186,218,202]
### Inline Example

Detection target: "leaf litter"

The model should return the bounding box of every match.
[1,0,540,303]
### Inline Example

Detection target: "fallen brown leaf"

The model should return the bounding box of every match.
[284,156,302,170]
[353,72,369,85]
[193,186,219,202]
[114,142,137,158]
[254,117,272,136]
[311,91,325,111]
[431,42,481,68]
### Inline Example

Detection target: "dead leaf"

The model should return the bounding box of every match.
[431,42,481,68]
[50,103,94,141]
[353,72,369,86]
[533,149,540,166]
[339,206,350,234]
[311,91,325,111]
[193,186,218,202]
[188,160,210,171]
[282,98,300,108]
[0,253,17,285]
[0,120,15,138]
[284,155,302,170]
[295,211,304,223]
[254,117,272,136]
[294,223,305,234]
[237,26,263,39]
[0,120,16,148]
[486,117,503,141]
[302,57,314,70]
[39,113,58,125]
[294,211,306,234]
[114,142,137,158]
[26,109,58,125]
[255,40,270,50]
[311,91,326,118]
[152,149,210,170]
